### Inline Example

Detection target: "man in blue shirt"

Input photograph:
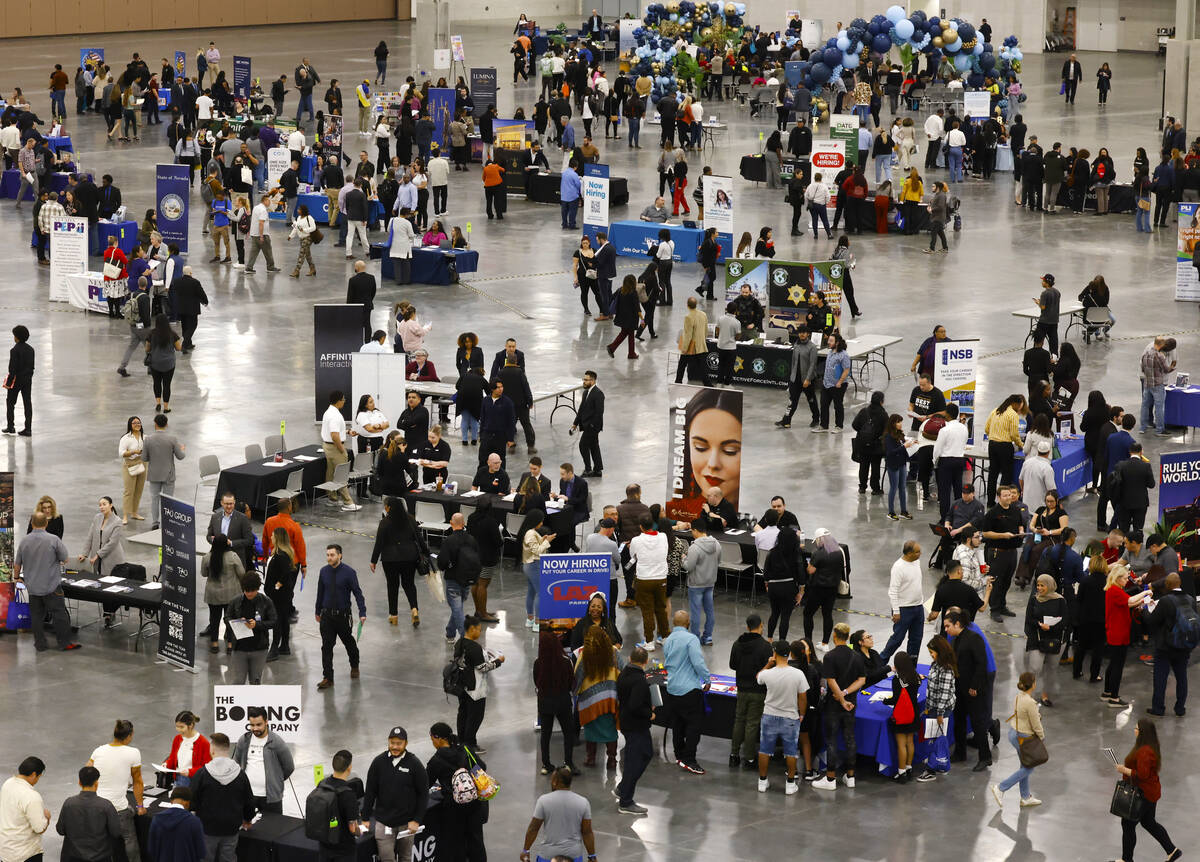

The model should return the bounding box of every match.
[478,380,517,469]
[662,610,710,775]
[315,543,366,691]
[560,160,581,229]
[209,189,232,262]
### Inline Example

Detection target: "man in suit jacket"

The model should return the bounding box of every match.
[69,173,99,225]
[675,297,711,385]
[547,463,590,552]
[97,175,122,220]
[143,414,186,528]
[489,338,526,378]
[1113,443,1156,535]
[496,359,535,454]
[516,456,552,505]
[573,370,604,477]
[519,142,550,197]
[346,260,377,342]
[1060,54,1083,105]
[585,10,603,33]
[478,381,517,468]
[172,265,209,352]
[207,491,255,568]
[593,231,617,314]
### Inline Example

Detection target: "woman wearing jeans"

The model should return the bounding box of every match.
[883,415,915,520]
[989,671,1044,808]
[1113,718,1182,862]
[818,334,851,431]
[520,511,554,631]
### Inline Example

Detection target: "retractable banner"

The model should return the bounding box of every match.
[158,495,197,671]
[666,385,743,522]
[582,163,610,244]
[49,216,88,302]
[539,554,612,620]
[470,68,498,114]
[427,88,455,148]
[156,164,190,252]
[313,305,364,421]
[0,473,17,631]
[233,56,252,100]
[174,51,186,78]
[934,339,979,440]
[1175,203,1200,302]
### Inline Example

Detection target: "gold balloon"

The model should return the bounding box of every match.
[700,26,713,39]
[724,2,736,15]
[941,21,952,31]
[961,37,976,49]
[652,61,662,73]
[684,20,694,31]
[820,109,830,120]
[932,35,944,48]
[666,0,679,12]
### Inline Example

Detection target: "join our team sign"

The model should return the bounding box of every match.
[538,553,612,620]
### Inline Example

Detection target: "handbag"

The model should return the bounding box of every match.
[5,584,31,630]
[1110,780,1145,821]
[1014,698,1050,767]
[425,569,446,603]
[311,227,324,244]
[127,461,146,477]
[1138,198,1152,211]
[103,259,122,279]
[465,748,500,800]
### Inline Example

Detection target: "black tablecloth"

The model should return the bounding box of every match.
[62,575,163,612]
[214,445,329,518]
[1054,182,1135,213]
[704,339,792,388]
[739,154,808,183]
[647,669,736,739]
[525,171,629,205]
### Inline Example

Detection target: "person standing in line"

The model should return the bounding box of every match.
[0,757,51,862]
[520,768,595,862]
[346,260,377,344]
[630,514,669,650]
[1140,337,1174,437]
[264,527,299,662]
[980,484,1024,623]
[713,303,739,387]
[983,396,1026,506]
[55,765,121,862]
[880,541,925,662]
[87,720,144,862]
[315,544,366,691]
[1112,443,1156,534]
[142,413,185,529]
[915,635,957,782]
[225,573,277,686]
[989,671,1045,809]
[320,391,360,512]
[13,511,80,652]
[614,645,654,815]
[728,614,773,769]
[812,623,866,790]
[755,639,809,795]
[533,630,578,775]
[231,708,294,814]
[932,403,968,519]
[683,521,720,645]
[1146,572,1193,716]
[663,610,710,775]
[1023,575,1067,707]
[454,614,505,750]
[311,751,361,862]
[1103,564,1150,708]
[573,371,604,478]
[146,786,205,862]
[675,297,711,385]
[3,326,34,441]
[361,727,428,862]
[945,610,993,771]
[1113,719,1182,862]
[189,732,255,862]
[441,512,482,640]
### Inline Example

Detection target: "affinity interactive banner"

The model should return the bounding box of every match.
[666,385,744,522]
[317,114,343,165]
[233,56,252,101]
[810,139,845,200]
[313,305,364,421]
[538,553,612,620]
[427,88,455,148]
[157,495,197,671]
[582,163,610,244]
[703,174,734,236]
[830,115,859,166]
[470,68,498,113]
[156,164,190,253]
[1175,203,1200,302]
[0,472,15,631]
[80,48,104,71]
[724,258,845,330]
[174,51,186,78]
[214,685,303,741]
[49,216,88,302]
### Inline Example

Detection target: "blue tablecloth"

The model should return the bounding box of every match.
[0,169,32,200]
[609,220,732,263]
[157,88,172,109]
[847,666,940,776]
[47,135,73,154]
[49,173,69,194]
[1165,386,1200,429]
[96,220,137,256]
[995,144,1013,172]
[300,155,317,184]
[379,247,478,284]
[298,192,385,226]
[1011,435,1090,498]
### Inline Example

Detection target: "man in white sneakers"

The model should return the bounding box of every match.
[813,623,866,791]
[628,514,668,650]
[756,640,808,794]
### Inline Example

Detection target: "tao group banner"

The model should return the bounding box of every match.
[158,495,197,670]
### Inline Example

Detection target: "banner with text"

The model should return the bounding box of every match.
[1176,203,1200,302]
[934,338,978,440]
[427,88,455,148]
[233,56,252,101]
[214,685,303,742]
[317,114,343,165]
[702,174,734,236]
[724,258,845,329]
[156,164,190,253]
[174,51,186,78]
[50,217,88,303]
[313,305,364,420]
[470,68,498,116]
[619,20,640,53]
[830,115,860,166]
[810,140,845,201]
[665,384,744,522]
[582,163,610,244]
[1159,451,1200,559]
[964,91,991,120]
[267,147,291,188]
[0,472,15,631]
[157,495,197,670]
[538,553,612,620]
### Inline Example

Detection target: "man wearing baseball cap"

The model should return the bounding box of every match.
[360,727,427,862]
[1032,273,1060,355]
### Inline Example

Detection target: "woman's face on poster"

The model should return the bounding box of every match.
[689,407,741,504]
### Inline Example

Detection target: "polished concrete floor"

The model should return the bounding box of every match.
[0,23,1195,861]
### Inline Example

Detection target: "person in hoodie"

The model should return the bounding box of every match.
[232,707,295,813]
[361,726,428,862]
[728,614,774,768]
[425,722,486,861]
[684,522,720,645]
[189,733,254,862]
[146,786,205,862]
[225,573,277,686]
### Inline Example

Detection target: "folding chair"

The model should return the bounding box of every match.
[266,469,304,514]
[505,511,526,564]
[264,434,286,455]
[1081,306,1112,344]
[193,454,221,510]
[414,500,452,538]
[312,461,351,507]
[245,443,264,463]
[718,541,755,604]
[348,451,375,499]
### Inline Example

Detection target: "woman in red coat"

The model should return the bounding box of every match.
[1102,565,1150,707]
[1113,718,1181,862]
[163,709,212,786]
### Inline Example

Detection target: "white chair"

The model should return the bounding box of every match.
[505,511,526,563]
[264,434,286,455]
[348,451,375,499]
[266,469,304,513]
[415,500,451,537]
[1081,306,1112,343]
[313,461,351,507]
[193,454,221,510]
[245,443,264,463]
[718,540,755,604]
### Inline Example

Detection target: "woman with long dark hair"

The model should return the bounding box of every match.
[1077,275,1114,341]
[803,529,844,648]
[910,324,948,378]
[1080,390,1110,495]
[375,431,416,496]
[606,275,641,359]
[763,526,802,640]
[533,629,579,774]
[884,414,916,520]
[1113,719,1181,861]
[575,625,620,768]
[916,634,958,781]
[370,497,427,627]
[355,394,390,454]
[788,638,823,779]
[118,416,146,525]
[265,526,297,660]
[144,314,181,413]
[884,651,922,782]
[1052,342,1081,409]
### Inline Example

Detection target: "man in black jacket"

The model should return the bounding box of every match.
[946,610,992,770]
[226,573,277,685]
[361,727,429,862]
[97,174,122,220]
[1060,54,1082,105]
[614,645,653,814]
[477,381,516,468]
[56,765,121,862]
[4,324,35,436]
[69,172,99,226]
[1147,573,1193,716]
[728,614,773,768]
[1094,405,1122,531]
[787,117,811,159]
[573,370,604,477]
[489,338,526,378]
[314,750,361,862]
[190,733,255,862]
[496,359,535,453]
[1019,141,1044,211]
[593,231,617,314]
[346,261,377,343]
[279,160,300,224]
[1113,443,1156,534]
[206,493,256,570]
[440,514,481,641]
[172,265,209,352]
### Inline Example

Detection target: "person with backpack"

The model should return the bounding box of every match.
[851,391,887,496]
[988,671,1045,809]
[115,277,152,377]
[882,651,921,783]
[441,513,482,642]
[304,750,360,862]
[425,722,486,861]
[452,615,505,751]
[1146,572,1197,716]
[361,727,428,862]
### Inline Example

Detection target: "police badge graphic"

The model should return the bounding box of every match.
[829,262,844,280]
[727,261,743,278]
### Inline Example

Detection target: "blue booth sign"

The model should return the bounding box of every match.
[539,553,612,620]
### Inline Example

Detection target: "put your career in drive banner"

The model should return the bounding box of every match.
[724,258,844,332]
[539,554,612,619]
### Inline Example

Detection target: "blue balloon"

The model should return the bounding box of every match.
[850,17,868,30]
[946,38,962,53]
[842,52,860,69]
[980,52,996,71]
[956,23,976,43]
[973,42,984,56]
[867,20,882,35]
[928,16,940,27]
[886,5,905,23]
[953,53,970,71]
[810,61,831,84]
[837,35,851,51]
[823,46,842,67]
[871,33,892,54]
[1012,49,1023,60]
[967,72,985,88]
[895,19,914,39]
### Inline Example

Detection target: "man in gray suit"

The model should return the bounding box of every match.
[143,413,186,528]
[207,491,254,569]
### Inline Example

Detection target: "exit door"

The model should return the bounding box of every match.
[1077,0,1119,52]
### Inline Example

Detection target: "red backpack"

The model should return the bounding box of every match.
[893,685,916,725]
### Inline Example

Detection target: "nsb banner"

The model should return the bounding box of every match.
[158,495,197,670]
[538,554,612,620]
[582,163,609,244]
[1175,203,1200,302]
[724,258,845,331]
[156,164,190,252]
[233,56,252,101]
[934,339,979,426]
[665,384,743,522]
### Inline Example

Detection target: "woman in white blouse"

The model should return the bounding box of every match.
[287,204,318,278]
[387,212,416,285]
[355,394,390,454]
[118,417,147,525]
[654,228,675,305]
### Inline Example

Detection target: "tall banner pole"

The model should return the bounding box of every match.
[313,305,366,421]
[158,494,198,671]
[49,216,88,303]
[582,163,609,245]
[156,165,190,253]
[1176,203,1200,302]
[934,339,979,441]
[665,385,743,522]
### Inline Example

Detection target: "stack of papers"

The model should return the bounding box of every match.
[139,582,163,591]
[103,584,131,594]
[294,454,319,462]
[261,460,293,467]
[99,575,125,584]
[461,490,484,498]
[67,578,100,588]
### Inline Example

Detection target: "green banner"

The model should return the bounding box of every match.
[724,258,846,335]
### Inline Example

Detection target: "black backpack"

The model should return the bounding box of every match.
[303,779,343,845]
[442,645,469,698]
[1167,594,1200,651]
[1105,465,1124,503]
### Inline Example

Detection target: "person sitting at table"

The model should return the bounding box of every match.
[27,495,65,538]
[519,142,550,197]
[417,426,452,486]
[472,452,511,495]
[696,486,736,533]
[405,347,439,382]
[376,431,417,495]
[360,330,389,353]
[354,394,390,454]
[639,197,670,222]
[849,629,890,686]
[451,226,469,249]
[579,135,601,163]
[421,220,447,246]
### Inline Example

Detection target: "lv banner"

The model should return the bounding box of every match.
[1176,202,1200,302]
[0,472,17,631]
[156,164,190,252]
[158,495,198,670]
[665,385,743,522]
[313,305,364,421]
[538,553,613,621]
[724,258,845,332]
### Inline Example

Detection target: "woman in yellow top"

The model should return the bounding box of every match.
[520,509,555,631]
[899,169,924,236]
[983,394,1027,506]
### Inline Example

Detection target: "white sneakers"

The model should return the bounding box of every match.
[842,774,855,788]
[1019,796,1042,808]
[639,641,657,651]
[990,784,1004,807]
[785,780,799,795]
[757,777,769,793]
[811,776,837,790]
[341,503,362,512]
